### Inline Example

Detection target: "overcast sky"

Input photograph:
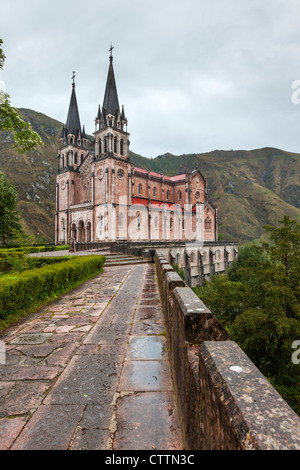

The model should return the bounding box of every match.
[1,0,300,158]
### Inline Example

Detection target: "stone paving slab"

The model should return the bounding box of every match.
[11,404,85,450]
[112,265,182,450]
[114,392,182,451]
[118,360,173,392]
[0,262,183,450]
[0,264,132,449]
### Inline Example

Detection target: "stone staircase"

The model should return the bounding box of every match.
[103,252,151,267]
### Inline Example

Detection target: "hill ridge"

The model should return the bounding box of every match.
[0,108,299,243]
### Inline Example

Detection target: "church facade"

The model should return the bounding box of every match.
[55,51,218,246]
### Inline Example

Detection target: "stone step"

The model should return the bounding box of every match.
[105,258,151,266]
[105,254,134,259]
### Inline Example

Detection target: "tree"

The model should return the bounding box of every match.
[196,217,300,415]
[0,172,23,245]
[0,39,43,153]
[263,216,300,312]
[194,274,245,328]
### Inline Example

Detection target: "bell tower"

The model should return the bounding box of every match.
[94,46,130,161]
[56,74,89,245]
[57,73,89,173]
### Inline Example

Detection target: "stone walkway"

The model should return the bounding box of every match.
[0,262,183,450]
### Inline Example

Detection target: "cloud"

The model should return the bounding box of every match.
[1,0,300,157]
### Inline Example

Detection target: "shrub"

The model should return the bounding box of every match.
[172,263,185,281]
[0,255,105,319]
[26,256,72,269]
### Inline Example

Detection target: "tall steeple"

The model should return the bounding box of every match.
[102,45,120,119]
[94,46,129,160]
[65,73,81,136]
[58,73,88,173]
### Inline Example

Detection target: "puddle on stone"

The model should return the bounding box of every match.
[126,336,166,360]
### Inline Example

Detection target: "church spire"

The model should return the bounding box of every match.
[102,45,120,118]
[65,73,81,136]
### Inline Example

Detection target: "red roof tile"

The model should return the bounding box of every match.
[133,167,186,182]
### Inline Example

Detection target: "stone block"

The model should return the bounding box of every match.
[173,287,229,343]
[198,341,300,450]
[165,271,186,291]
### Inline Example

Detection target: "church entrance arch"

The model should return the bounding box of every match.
[77,220,85,242]
[86,221,91,242]
[71,223,77,241]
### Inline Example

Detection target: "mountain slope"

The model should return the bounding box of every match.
[0,109,299,243]
[0,108,61,241]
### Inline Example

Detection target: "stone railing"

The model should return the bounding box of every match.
[155,252,300,450]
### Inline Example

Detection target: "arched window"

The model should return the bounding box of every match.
[99,139,102,155]
[204,216,212,230]
[78,220,85,242]
[74,153,78,164]
[153,187,157,197]
[104,137,108,153]
[86,221,91,242]
[114,136,118,153]
[166,190,170,200]
[71,223,77,241]
[120,139,124,155]
[138,184,142,195]
[179,190,182,200]
[170,217,173,230]
[62,154,65,168]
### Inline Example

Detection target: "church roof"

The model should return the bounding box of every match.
[134,167,186,182]
[102,54,120,117]
[66,83,81,135]
[132,197,184,211]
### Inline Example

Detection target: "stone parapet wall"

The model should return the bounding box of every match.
[155,252,300,450]
[73,240,239,287]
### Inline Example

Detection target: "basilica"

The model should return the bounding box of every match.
[55,50,218,245]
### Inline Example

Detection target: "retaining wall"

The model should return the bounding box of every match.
[73,240,239,286]
[155,252,300,450]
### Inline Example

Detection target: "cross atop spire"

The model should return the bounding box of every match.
[72,71,76,86]
[109,43,114,62]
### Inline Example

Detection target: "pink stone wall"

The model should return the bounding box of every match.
[56,156,217,244]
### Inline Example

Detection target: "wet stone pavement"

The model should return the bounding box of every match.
[0,263,183,450]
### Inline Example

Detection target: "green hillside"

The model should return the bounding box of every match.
[0,108,62,241]
[0,109,299,243]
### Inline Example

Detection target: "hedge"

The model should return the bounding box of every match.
[0,255,106,319]
[0,253,72,273]
[26,256,73,269]
[0,245,69,253]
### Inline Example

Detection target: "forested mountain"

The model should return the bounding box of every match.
[0,108,299,243]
